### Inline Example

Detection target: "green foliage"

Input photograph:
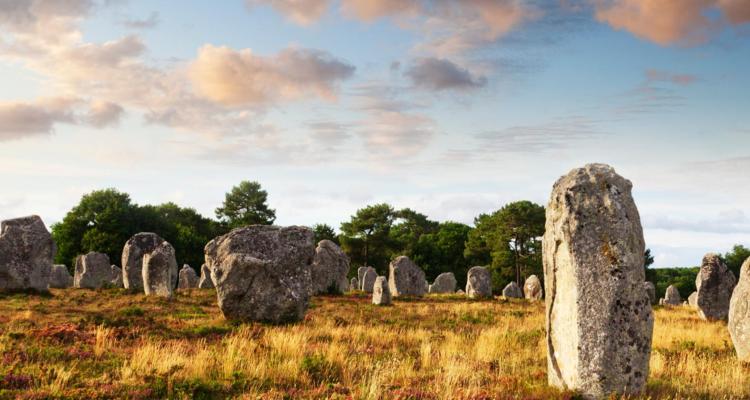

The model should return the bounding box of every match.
[464,201,545,292]
[51,189,227,273]
[312,223,338,244]
[215,181,276,228]
[300,354,341,385]
[651,267,699,300]
[339,203,398,273]
[411,221,472,287]
[390,208,439,258]
[723,244,750,278]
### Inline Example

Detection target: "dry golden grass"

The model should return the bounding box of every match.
[0,289,748,399]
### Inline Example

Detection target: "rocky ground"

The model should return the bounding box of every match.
[0,289,747,399]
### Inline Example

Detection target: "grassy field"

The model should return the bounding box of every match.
[0,289,748,400]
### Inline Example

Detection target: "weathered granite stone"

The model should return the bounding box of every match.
[49,264,72,289]
[695,253,737,321]
[663,285,681,306]
[110,265,123,288]
[429,272,457,294]
[524,275,543,301]
[350,277,358,291]
[178,264,199,289]
[205,225,314,323]
[310,240,350,295]
[729,257,750,361]
[122,233,170,292]
[659,298,664,306]
[361,267,377,293]
[456,289,465,295]
[503,281,523,298]
[688,291,698,308]
[198,264,214,289]
[0,215,54,292]
[142,242,177,298]
[388,256,427,297]
[357,267,367,286]
[543,164,653,398]
[372,276,392,305]
[74,252,112,289]
[643,281,656,305]
[466,266,492,299]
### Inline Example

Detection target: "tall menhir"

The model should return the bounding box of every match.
[543,164,653,398]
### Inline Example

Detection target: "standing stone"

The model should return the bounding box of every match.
[643,282,656,305]
[729,257,750,361]
[466,266,492,299]
[503,281,523,298]
[429,272,457,294]
[205,225,314,323]
[688,291,698,308]
[74,252,112,289]
[110,265,123,288]
[456,289,465,295]
[49,264,73,289]
[310,240,350,295]
[372,276,392,305]
[357,267,367,286]
[388,256,427,297]
[350,277,358,291]
[178,264,199,289]
[543,164,653,398]
[695,253,737,321]
[142,242,177,298]
[198,264,214,289]
[0,215,55,292]
[361,267,377,293]
[122,233,173,292]
[663,285,682,306]
[524,275,543,301]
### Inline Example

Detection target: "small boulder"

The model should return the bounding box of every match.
[310,240,350,295]
[643,281,656,305]
[466,266,492,299]
[729,257,750,361]
[178,264,199,289]
[695,253,737,321]
[350,277,358,291]
[524,275,543,301]
[429,272,457,294]
[361,267,377,293]
[372,276,392,305]
[388,256,427,297]
[111,265,123,288]
[502,281,523,298]
[663,285,682,306]
[142,242,177,298]
[0,215,55,292]
[456,289,465,295]
[49,264,72,289]
[198,264,214,289]
[205,225,314,323]
[122,233,173,292]
[74,252,112,289]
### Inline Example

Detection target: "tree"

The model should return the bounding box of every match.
[339,203,397,273]
[215,181,276,228]
[390,208,439,258]
[644,248,656,283]
[723,244,750,277]
[412,221,472,287]
[51,189,140,268]
[312,223,338,244]
[464,201,545,291]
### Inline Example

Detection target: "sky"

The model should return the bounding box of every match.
[1,0,749,268]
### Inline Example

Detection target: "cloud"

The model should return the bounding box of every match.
[405,57,487,91]
[645,69,698,86]
[120,11,159,29]
[646,209,750,234]
[358,110,435,159]
[592,0,750,46]
[340,0,420,21]
[189,45,355,106]
[245,0,330,25]
[473,116,603,153]
[0,97,123,141]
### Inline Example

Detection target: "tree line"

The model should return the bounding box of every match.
[51,180,749,295]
